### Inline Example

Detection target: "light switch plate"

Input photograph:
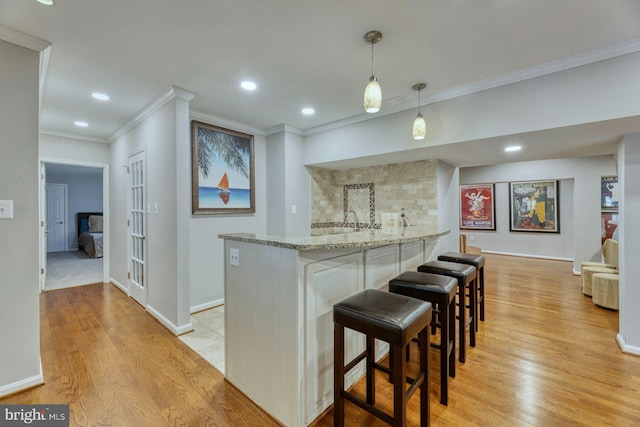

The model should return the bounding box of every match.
[0,200,14,219]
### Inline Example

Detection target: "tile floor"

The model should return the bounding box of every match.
[179,305,225,374]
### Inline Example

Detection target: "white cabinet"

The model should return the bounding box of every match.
[304,252,364,424]
[400,240,425,272]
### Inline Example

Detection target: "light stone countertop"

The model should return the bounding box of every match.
[218,225,450,251]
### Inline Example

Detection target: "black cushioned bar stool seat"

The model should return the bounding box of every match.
[438,252,486,331]
[334,289,432,427]
[417,260,477,363]
[389,271,457,405]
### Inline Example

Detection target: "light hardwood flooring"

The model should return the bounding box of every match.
[2,254,640,426]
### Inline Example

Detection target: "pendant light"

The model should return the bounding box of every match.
[363,31,383,113]
[412,83,427,140]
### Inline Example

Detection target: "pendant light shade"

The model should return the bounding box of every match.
[364,77,382,113]
[363,31,382,114]
[413,113,426,140]
[412,83,427,140]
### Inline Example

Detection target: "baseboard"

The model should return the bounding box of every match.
[147,304,194,336]
[190,298,224,314]
[617,333,640,356]
[0,362,44,398]
[573,269,581,276]
[481,250,573,262]
[110,278,127,293]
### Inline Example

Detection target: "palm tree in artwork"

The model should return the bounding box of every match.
[197,127,250,179]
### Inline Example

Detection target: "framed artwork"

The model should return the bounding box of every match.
[601,176,619,210]
[459,183,496,230]
[509,180,559,233]
[191,120,255,214]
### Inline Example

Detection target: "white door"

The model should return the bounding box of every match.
[46,183,67,253]
[128,151,147,306]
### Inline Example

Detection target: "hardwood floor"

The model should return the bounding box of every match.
[0,283,279,427]
[2,254,640,426]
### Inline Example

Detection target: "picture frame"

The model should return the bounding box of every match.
[459,183,496,230]
[601,176,619,210]
[191,120,255,214]
[509,180,559,233]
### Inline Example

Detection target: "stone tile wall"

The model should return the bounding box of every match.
[309,159,439,230]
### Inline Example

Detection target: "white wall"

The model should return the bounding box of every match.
[437,160,459,252]
[0,40,42,396]
[266,131,286,235]
[110,92,192,333]
[189,115,268,312]
[617,135,640,353]
[460,156,616,270]
[39,133,110,164]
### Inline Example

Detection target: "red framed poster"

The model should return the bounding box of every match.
[459,183,496,230]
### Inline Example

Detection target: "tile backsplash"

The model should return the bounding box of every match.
[309,159,439,229]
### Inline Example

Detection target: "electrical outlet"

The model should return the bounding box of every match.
[0,200,13,219]
[229,248,240,266]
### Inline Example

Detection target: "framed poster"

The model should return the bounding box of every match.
[601,212,619,244]
[509,180,559,233]
[601,176,619,210]
[459,183,496,230]
[191,120,255,214]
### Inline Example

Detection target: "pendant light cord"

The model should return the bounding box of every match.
[371,41,375,77]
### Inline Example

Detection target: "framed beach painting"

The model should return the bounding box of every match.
[191,121,255,214]
[509,180,559,233]
[459,183,496,230]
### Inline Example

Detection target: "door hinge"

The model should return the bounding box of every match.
[41,268,45,274]
[127,219,130,226]
[128,272,131,279]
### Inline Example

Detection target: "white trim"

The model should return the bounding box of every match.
[190,110,266,136]
[190,298,224,314]
[39,46,51,115]
[0,367,44,398]
[146,305,194,336]
[617,333,640,356]
[266,124,303,136]
[108,86,195,142]
[573,269,581,276]
[39,128,108,144]
[481,250,573,262]
[110,278,127,294]
[304,37,640,136]
[0,25,51,52]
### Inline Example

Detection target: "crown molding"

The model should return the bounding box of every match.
[0,25,51,52]
[304,37,640,136]
[108,86,196,142]
[39,46,51,115]
[39,128,108,144]
[266,124,304,136]
[190,110,266,137]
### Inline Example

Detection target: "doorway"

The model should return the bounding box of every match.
[39,159,109,291]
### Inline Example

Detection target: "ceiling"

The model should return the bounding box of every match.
[2,0,640,167]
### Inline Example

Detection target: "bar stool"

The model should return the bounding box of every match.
[417,260,476,363]
[437,252,486,330]
[334,289,432,427]
[389,271,457,405]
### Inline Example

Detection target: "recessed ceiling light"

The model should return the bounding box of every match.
[240,81,257,91]
[74,121,89,128]
[36,0,54,5]
[302,108,315,115]
[92,92,110,101]
[504,145,522,152]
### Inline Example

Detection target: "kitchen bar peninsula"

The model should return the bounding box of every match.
[219,225,450,426]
